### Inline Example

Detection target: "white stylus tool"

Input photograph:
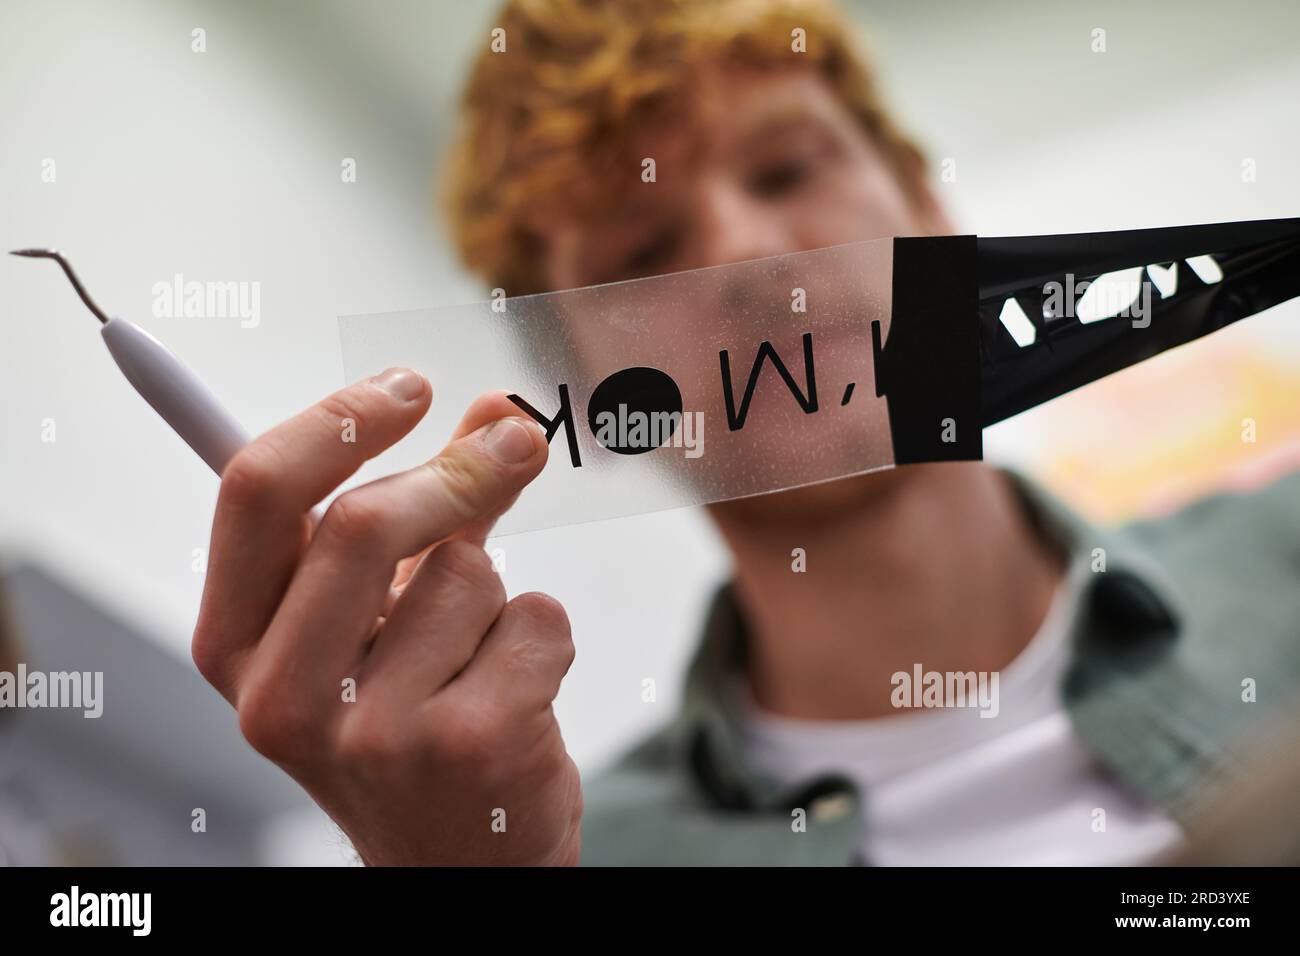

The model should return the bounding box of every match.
[12,249,250,475]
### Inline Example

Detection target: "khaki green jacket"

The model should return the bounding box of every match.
[579,469,1300,865]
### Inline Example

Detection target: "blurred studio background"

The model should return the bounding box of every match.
[1,0,1298,864]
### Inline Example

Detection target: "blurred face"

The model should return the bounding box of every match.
[545,63,935,287]
[540,63,953,521]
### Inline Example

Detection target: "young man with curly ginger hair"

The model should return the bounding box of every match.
[190,0,1300,865]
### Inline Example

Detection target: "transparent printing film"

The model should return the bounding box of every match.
[338,237,901,535]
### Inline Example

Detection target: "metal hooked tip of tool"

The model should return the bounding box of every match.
[10,248,111,325]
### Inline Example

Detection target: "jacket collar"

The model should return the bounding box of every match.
[667,468,1206,826]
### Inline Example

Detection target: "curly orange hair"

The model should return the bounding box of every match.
[443,0,928,295]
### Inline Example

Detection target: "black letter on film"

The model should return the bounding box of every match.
[509,384,583,467]
[718,332,818,431]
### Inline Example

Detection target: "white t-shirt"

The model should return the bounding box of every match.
[735,580,1185,865]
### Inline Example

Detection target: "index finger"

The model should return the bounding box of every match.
[246,415,549,692]
[194,368,431,690]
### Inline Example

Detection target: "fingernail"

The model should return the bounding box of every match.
[371,367,425,402]
[483,417,541,463]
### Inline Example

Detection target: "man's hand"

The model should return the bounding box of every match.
[191,368,581,866]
